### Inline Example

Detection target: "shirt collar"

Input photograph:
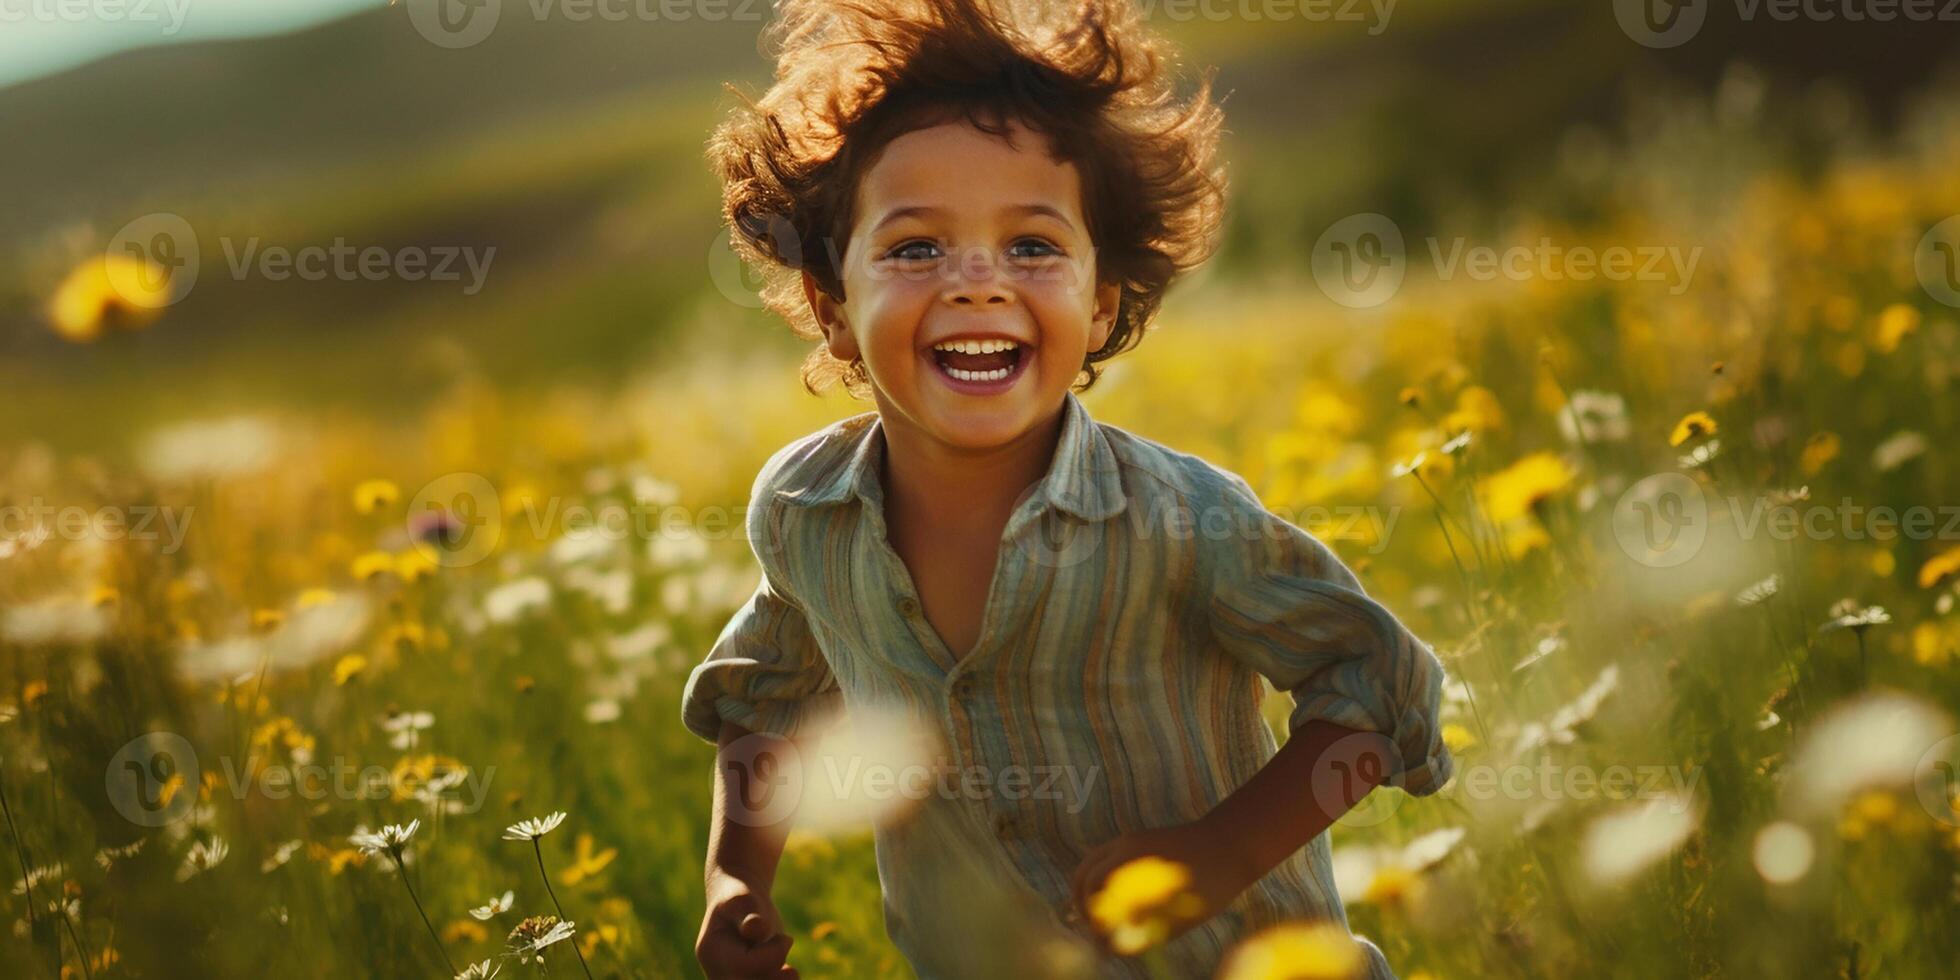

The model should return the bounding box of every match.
[774,391,1127,523]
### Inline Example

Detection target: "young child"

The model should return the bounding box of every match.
[682,1,1454,976]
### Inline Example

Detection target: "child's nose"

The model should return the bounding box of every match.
[941,250,1013,306]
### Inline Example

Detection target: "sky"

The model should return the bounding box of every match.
[0,0,376,89]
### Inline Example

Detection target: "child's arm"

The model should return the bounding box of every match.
[1070,472,1454,947]
[685,462,842,978]
[1068,719,1396,942]
[698,719,811,980]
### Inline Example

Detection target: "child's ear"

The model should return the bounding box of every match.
[1089,280,1121,353]
[802,271,860,362]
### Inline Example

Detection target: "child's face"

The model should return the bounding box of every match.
[806,119,1119,453]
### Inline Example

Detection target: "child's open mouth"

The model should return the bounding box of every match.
[926,337,1029,393]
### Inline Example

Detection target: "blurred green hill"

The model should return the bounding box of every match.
[1,0,1955,447]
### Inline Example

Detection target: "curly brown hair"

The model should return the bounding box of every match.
[708,0,1226,397]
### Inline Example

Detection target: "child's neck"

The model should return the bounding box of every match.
[875,401,1066,537]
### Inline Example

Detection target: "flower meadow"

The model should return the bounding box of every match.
[5,75,1960,979]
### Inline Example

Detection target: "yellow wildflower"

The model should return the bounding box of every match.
[1919,544,1960,589]
[250,717,315,759]
[1669,411,1718,446]
[1913,621,1958,666]
[1872,303,1921,353]
[1218,921,1365,980]
[46,254,169,342]
[1853,790,1899,826]
[1443,385,1505,434]
[158,773,185,808]
[309,844,365,875]
[579,923,621,959]
[1088,856,1203,955]
[1479,452,1575,524]
[558,833,619,887]
[445,920,489,945]
[1441,722,1477,754]
[389,754,468,802]
[352,551,397,583]
[333,654,369,686]
[353,479,401,515]
[296,588,338,609]
[383,622,428,653]
[1499,520,1552,559]
[395,548,438,583]
[1799,432,1840,476]
[88,585,120,608]
[1362,864,1420,907]
[250,608,285,633]
[1295,384,1362,438]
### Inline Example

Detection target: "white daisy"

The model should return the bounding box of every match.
[175,837,229,882]
[503,811,567,842]
[505,916,576,964]
[470,889,515,921]
[351,819,421,856]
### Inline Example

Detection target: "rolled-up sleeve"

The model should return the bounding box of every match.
[679,472,842,743]
[1204,477,1454,796]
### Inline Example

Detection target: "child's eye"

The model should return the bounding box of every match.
[1007,238,1063,259]
[886,240,942,262]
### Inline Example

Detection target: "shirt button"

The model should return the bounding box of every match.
[951,677,973,699]
[899,597,920,617]
[993,811,1016,835]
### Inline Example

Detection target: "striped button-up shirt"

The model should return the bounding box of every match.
[682,391,1453,979]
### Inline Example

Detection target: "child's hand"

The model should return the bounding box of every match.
[1066,820,1258,954]
[697,867,799,979]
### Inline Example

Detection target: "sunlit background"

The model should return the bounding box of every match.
[3,2,1960,977]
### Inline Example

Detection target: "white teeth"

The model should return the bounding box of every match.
[943,364,1013,382]
[932,338,1021,354]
